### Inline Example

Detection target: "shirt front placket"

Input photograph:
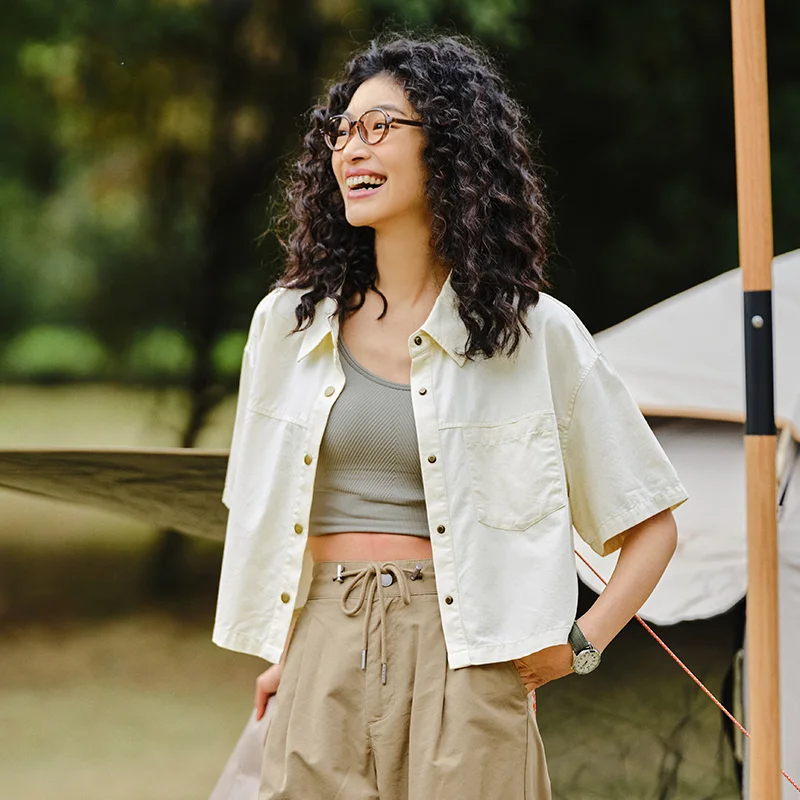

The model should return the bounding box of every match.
[408,330,467,667]
[275,316,346,632]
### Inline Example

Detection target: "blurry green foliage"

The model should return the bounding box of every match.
[211,331,248,381]
[0,326,245,381]
[1,326,109,379]
[125,327,196,378]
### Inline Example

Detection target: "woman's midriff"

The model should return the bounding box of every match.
[307,531,433,563]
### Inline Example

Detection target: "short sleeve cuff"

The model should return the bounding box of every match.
[585,482,688,557]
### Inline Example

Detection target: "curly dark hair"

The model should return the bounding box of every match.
[274,32,551,360]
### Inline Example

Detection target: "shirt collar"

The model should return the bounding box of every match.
[419,271,468,367]
[296,271,468,367]
[296,293,340,362]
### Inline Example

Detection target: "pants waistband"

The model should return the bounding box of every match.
[307,558,438,599]
[306,559,437,685]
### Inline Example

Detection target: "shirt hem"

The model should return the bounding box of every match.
[212,625,283,664]
[214,623,576,671]
[446,624,574,669]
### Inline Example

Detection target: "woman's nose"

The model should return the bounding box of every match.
[341,129,370,161]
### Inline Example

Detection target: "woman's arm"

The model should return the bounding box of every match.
[513,508,678,690]
[577,507,677,652]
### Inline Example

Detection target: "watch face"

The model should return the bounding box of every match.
[573,649,601,675]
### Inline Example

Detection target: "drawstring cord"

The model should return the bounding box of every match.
[335,561,419,685]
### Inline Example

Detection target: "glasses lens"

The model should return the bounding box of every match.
[324,116,350,150]
[360,110,390,144]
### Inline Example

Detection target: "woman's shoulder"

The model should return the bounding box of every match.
[526,292,600,363]
[245,284,312,334]
[251,284,305,319]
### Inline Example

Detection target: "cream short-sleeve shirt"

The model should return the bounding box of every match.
[214,274,687,668]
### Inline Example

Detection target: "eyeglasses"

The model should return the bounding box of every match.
[322,107,423,151]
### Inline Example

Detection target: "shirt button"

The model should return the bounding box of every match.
[418,387,427,395]
[324,386,335,397]
[444,595,454,605]
[436,524,446,534]
[294,523,304,534]
[280,592,291,603]
[427,454,437,463]
[413,335,422,346]
[303,453,313,465]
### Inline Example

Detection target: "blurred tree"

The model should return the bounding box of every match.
[501,2,745,329]
[67,0,360,593]
[0,1,62,343]
[0,0,361,590]
[3,1,798,356]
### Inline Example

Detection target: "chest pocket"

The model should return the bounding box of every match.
[462,411,567,531]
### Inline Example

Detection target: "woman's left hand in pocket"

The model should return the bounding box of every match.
[512,643,574,693]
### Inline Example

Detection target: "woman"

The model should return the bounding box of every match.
[214,33,688,799]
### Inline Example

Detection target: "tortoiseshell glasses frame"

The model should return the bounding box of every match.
[322,107,424,151]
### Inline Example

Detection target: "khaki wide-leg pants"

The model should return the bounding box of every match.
[259,558,552,800]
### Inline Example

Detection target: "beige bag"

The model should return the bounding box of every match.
[209,699,274,800]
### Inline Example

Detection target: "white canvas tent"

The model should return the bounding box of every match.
[575,248,800,798]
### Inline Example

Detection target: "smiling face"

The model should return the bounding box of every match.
[330,74,428,231]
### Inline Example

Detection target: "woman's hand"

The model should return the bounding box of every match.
[254,663,284,721]
[512,643,574,693]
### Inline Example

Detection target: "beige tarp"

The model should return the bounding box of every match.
[0,447,228,540]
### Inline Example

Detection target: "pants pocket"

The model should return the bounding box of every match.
[504,659,533,702]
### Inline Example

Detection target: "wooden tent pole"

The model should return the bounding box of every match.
[729,1,781,797]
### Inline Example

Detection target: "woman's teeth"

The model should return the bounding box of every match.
[346,175,387,191]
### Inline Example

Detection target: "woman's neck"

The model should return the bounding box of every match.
[372,217,448,309]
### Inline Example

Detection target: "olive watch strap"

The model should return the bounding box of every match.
[568,620,591,653]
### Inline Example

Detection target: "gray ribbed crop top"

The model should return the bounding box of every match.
[307,336,429,538]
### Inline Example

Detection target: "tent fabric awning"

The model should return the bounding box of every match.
[595,249,800,441]
[0,447,228,541]
[578,249,800,627]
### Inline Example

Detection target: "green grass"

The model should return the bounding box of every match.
[0,617,263,800]
[0,490,263,799]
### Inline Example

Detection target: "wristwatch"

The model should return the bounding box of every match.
[568,621,602,675]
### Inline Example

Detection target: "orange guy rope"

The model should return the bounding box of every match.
[574,549,799,793]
